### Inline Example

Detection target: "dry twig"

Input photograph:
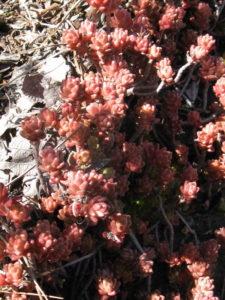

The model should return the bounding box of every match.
[158,195,174,252]
[176,210,199,245]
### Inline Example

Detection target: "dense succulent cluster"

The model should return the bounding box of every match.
[2,0,225,299]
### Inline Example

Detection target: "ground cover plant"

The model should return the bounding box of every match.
[1,0,225,299]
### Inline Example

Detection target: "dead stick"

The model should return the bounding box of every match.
[175,210,199,245]
[158,195,174,252]
[22,257,49,300]
[41,251,96,276]
[129,231,144,253]
[0,290,63,299]
[39,4,59,16]
[174,61,193,84]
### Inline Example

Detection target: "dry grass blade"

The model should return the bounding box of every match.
[22,257,49,300]
[176,210,199,245]
[129,231,144,253]
[40,251,96,277]
[158,195,174,252]
[0,290,63,299]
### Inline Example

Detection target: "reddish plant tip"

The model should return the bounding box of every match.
[107,213,132,236]
[39,108,59,128]
[180,181,199,204]
[96,268,120,297]
[20,115,45,143]
[62,29,84,52]
[4,261,24,287]
[86,0,119,15]
[156,57,174,83]
[38,146,66,184]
